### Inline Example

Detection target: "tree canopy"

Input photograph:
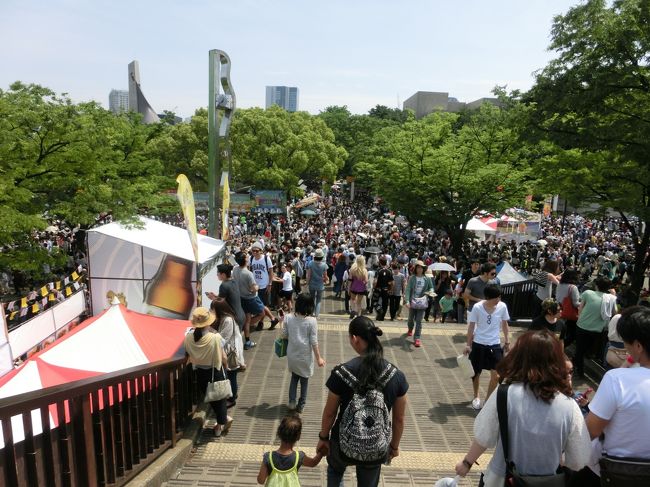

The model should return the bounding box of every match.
[527,0,650,295]
[230,106,346,195]
[0,82,169,281]
[359,102,533,257]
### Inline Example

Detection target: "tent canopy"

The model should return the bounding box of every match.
[466,218,497,233]
[496,261,527,285]
[87,217,224,264]
[0,303,189,446]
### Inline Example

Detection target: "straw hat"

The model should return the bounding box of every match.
[414,260,426,269]
[191,307,216,328]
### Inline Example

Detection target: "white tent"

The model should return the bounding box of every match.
[497,261,527,285]
[466,218,497,233]
[87,217,226,318]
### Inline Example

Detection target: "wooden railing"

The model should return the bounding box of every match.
[0,357,199,487]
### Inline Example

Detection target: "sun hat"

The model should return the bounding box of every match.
[414,260,426,269]
[314,248,325,258]
[251,241,263,250]
[191,307,216,328]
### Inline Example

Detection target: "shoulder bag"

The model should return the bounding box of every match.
[274,318,288,358]
[599,453,650,486]
[560,285,579,321]
[204,335,232,402]
[224,318,242,370]
[496,384,567,486]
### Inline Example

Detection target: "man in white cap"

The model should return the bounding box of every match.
[249,241,279,330]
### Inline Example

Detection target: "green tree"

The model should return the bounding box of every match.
[368,104,410,123]
[149,108,209,190]
[361,104,532,257]
[318,105,401,177]
[0,82,168,285]
[527,0,650,296]
[230,106,346,194]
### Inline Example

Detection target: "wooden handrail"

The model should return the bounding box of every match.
[0,356,186,418]
[0,355,198,487]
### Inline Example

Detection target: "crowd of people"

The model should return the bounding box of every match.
[179,191,648,486]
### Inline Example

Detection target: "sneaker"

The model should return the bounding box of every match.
[255,322,264,331]
[222,416,234,434]
[471,398,482,410]
[269,319,279,330]
[407,329,413,337]
[349,311,356,319]
[288,400,296,410]
[213,425,223,437]
[244,340,256,350]
[414,339,421,348]
[296,404,304,414]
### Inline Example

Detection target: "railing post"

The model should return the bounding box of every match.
[1,415,18,487]
[71,394,98,487]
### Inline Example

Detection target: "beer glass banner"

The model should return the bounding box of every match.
[250,190,287,214]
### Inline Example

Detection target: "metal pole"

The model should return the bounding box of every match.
[208,50,236,238]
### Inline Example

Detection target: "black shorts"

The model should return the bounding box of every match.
[279,290,293,300]
[469,342,503,375]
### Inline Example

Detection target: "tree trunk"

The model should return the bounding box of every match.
[445,225,467,264]
[628,221,650,299]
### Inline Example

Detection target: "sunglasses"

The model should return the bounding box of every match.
[489,272,497,276]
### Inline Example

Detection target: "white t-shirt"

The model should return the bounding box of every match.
[469,301,510,346]
[282,271,293,292]
[250,254,272,289]
[589,367,650,458]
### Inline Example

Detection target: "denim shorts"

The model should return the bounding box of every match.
[241,296,264,315]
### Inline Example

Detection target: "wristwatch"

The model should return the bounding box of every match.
[318,432,329,441]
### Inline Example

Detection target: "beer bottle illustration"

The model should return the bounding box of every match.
[144,254,194,319]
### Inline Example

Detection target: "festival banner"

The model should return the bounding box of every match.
[176,174,199,263]
[251,190,286,214]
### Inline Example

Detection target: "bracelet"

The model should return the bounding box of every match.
[318,432,330,441]
[462,459,473,470]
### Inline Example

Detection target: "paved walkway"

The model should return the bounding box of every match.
[163,290,589,486]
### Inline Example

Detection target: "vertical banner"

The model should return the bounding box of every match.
[176,174,199,263]
[543,195,553,218]
[221,172,230,240]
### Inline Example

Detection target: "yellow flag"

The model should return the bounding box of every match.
[221,176,230,240]
[176,174,199,263]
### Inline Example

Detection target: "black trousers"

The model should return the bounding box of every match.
[389,295,401,319]
[375,289,389,320]
[195,367,228,425]
[574,327,602,376]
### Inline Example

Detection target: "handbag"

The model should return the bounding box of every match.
[410,296,429,310]
[497,384,567,487]
[599,454,650,486]
[204,335,232,402]
[274,337,288,358]
[224,318,242,370]
[560,285,579,321]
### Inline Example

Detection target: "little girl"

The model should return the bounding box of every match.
[257,415,322,485]
[282,293,325,413]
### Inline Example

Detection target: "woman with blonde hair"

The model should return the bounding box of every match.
[348,255,368,319]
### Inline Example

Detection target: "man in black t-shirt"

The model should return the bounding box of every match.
[373,256,393,321]
[458,260,480,323]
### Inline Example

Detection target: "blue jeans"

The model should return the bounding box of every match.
[327,463,381,487]
[228,369,239,399]
[407,308,425,339]
[309,287,324,317]
[289,372,309,408]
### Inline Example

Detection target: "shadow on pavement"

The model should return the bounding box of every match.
[384,335,415,351]
[243,402,288,420]
[434,357,458,369]
[429,402,477,424]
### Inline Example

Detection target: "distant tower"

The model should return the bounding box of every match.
[108,89,129,114]
[128,61,160,124]
[265,86,299,112]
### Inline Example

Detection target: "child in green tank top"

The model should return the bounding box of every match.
[257,414,323,486]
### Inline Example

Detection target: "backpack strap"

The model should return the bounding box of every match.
[334,364,360,390]
[377,363,397,389]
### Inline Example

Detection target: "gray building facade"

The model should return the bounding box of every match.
[108,89,129,114]
[265,86,299,112]
[403,91,500,119]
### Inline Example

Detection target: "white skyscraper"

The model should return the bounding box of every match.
[108,89,129,114]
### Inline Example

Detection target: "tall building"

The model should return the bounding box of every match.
[265,86,299,112]
[128,60,160,124]
[108,89,129,114]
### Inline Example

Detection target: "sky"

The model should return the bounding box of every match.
[0,0,582,118]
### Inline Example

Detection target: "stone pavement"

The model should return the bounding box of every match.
[162,290,589,487]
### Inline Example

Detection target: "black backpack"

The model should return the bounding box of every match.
[334,363,396,464]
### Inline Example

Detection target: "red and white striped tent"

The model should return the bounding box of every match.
[0,302,190,447]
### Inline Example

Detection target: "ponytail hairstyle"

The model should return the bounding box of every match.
[349,315,384,390]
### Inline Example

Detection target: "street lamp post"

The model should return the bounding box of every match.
[208,49,236,238]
